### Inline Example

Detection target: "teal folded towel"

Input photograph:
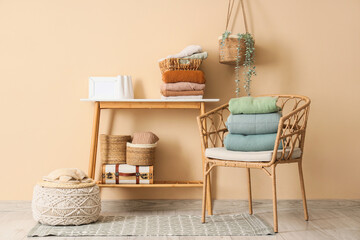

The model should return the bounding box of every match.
[224,133,281,152]
[229,96,280,114]
[226,112,282,135]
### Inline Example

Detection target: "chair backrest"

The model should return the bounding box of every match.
[198,95,311,163]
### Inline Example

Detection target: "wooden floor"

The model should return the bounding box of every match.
[1,199,359,240]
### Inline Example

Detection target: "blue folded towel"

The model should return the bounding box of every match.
[224,133,281,152]
[226,112,282,135]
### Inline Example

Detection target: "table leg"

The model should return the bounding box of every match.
[88,102,101,179]
[200,103,213,215]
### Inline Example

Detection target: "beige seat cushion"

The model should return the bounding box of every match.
[205,147,302,162]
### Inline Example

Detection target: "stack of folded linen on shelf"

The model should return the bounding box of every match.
[158,45,207,100]
[161,70,206,99]
[224,96,282,151]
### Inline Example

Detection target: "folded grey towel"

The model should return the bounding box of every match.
[166,45,202,58]
[181,52,208,60]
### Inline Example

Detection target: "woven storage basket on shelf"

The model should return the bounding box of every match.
[126,142,156,166]
[32,180,101,226]
[100,134,131,164]
[159,58,202,74]
[219,35,247,65]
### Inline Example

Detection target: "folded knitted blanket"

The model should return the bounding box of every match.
[161,89,204,97]
[43,168,93,184]
[229,96,280,114]
[162,70,206,84]
[166,45,202,59]
[161,82,205,92]
[226,112,282,135]
[224,133,281,152]
[161,95,203,100]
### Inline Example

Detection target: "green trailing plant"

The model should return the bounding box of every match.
[222,32,256,97]
[221,31,231,46]
[240,33,256,96]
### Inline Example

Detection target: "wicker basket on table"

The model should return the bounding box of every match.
[100,134,131,164]
[159,58,203,74]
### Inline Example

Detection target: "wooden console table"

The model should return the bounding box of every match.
[81,98,219,213]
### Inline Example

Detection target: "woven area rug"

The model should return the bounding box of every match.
[28,214,274,237]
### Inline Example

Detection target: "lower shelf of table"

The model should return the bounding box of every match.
[97,181,203,188]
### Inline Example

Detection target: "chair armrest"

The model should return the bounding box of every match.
[197,103,229,150]
[266,101,311,166]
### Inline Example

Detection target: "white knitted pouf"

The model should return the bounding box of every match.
[32,181,101,226]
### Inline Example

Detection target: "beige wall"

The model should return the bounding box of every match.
[0,0,359,200]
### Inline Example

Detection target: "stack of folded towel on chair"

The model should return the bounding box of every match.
[224,96,282,151]
[159,45,207,99]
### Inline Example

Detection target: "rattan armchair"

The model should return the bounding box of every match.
[197,95,311,232]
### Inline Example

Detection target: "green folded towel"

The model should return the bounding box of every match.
[224,133,281,152]
[229,96,280,114]
[226,112,282,135]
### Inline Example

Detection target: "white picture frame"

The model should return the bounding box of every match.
[89,76,134,100]
[89,77,121,100]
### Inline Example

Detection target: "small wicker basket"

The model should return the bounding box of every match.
[126,142,156,166]
[219,35,247,65]
[100,134,131,164]
[159,58,203,74]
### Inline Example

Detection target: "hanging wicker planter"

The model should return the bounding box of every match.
[219,0,251,65]
[218,0,256,97]
[219,35,247,65]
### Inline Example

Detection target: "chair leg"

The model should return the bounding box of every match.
[247,168,253,215]
[298,161,309,221]
[202,164,208,223]
[272,165,278,233]
[206,174,213,215]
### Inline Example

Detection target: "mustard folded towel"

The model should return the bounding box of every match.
[162,70,206,84]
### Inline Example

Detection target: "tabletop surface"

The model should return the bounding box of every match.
[80,98,220,102]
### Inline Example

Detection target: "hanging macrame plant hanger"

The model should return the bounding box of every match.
[219,0,250,65]
[219,0,256,97]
